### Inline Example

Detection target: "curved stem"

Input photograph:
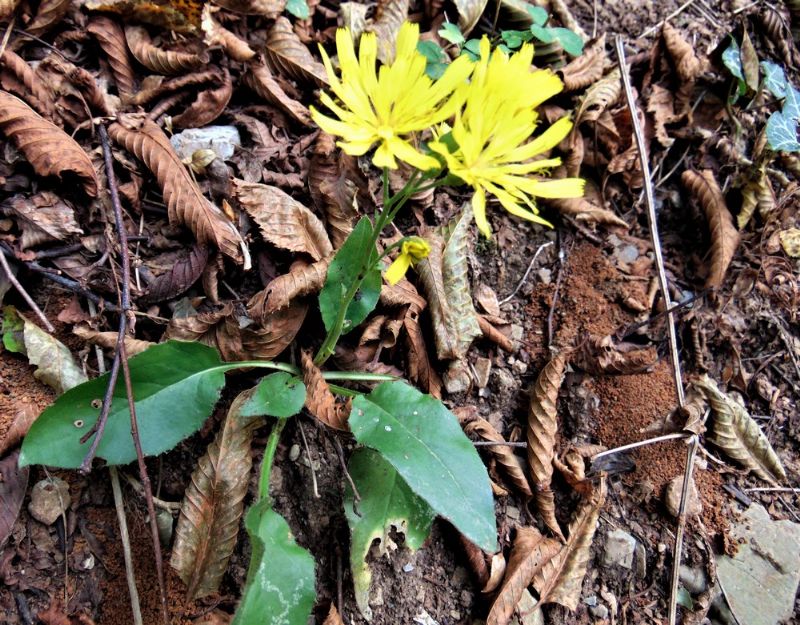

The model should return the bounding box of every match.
[258,418,287,500]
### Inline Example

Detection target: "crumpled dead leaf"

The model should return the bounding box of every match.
[2,192,82,249]
[242,299,307,360]
[172,68,233,129]
[72,324,155,357]
[244,60,312,126]
[779,228,800,257]
[572,333,657,375]
[367,0,410,62]
[125,25,209,75]
[0,49,57,120]
[322,605,344,625]
[575,68,621,126]
[0,401,39,457]
[0,451,29,548]
[165,304,246,362]
[301,350,350,431]
[265,17,328,86]
[465,417,532,498]
[248,257,331,316]
[559,35,606,92]
[141,244,209,304]
[26,0,72,37]
[88,16,137,98]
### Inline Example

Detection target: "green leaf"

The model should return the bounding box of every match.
[461,38,482,61]
[722,38,743,80]
[1,306,25,353]
[676,587,694,610]
[240,373,306,419]
[762,61,788,98]
[345,448,435,620]
[319,217,381,335]
[783,84,800,121]
[20,341,235,468]
[526,5,549,25]
[285,0,309,19]
[501,29,531,50]
[530,23,555,44]
[550,27,584,57]
[350,381,497,551]
[417,41,449,79]
[233,500,316,625]
[439,22,465,46]
[766,111,800,152]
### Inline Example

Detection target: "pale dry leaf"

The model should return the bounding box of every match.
[546,196,628,229]
[475,282,502,317]
[233,178,332,261]
[737,176,760,230]
[210,0,285,16]
[454,0,489,35]
[779,228,800,257]
[0,50,57,120]
[575,68,622,126]
[108,114,245,263]
[0,0,21,22]
[241,300,307,360]
[0,402,39,457]
[0,91,98,196]
[559,34,607,92]
[552,448,593,497]
[681,170,739,290]
[88,17,137,98]
[661,22,701,82]
[572,333,657,375]
[739,29,760,92]
[73,324,155,357]
[265,17,328,86]
[26,0,71,37]
[201,12,255,62]
[680,388,708,435]
[647,83,676,148]
[244,61,312,126]
[249,257,331,316]
[458,531,490,588]
[165,304,246,362]
[0,451,29,549]
[340,2,368,41]
[367,0,410,63]
[301,350,351,431]
[756,174,776,219]
[171,388,264,599]
[125,25,208,75]
[2,192,82,249]
[693,375,786,484]
[465,417,533,498]
[484,552,507,594]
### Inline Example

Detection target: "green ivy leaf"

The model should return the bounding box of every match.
[319,217,382,335]
[417,40,449,79]
[439,22,465,46]
[345,448,435,620]
[529,23,555,44]
[20,341,237,468]
[783,84,800,121]
[550,27,584,57]
[526,5,548,26]
[722,38,744,81]
[766,111,800,152]
[232,500,316,625]
[350,381,497,552]
[461,38,482,61]
[762,61,788,98]
[285,0,309,19]
[240,373,306,419]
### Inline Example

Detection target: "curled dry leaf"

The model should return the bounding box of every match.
[322,605,344,625]
[680,387,708,435]
[265,17,328,86]
[108,114,245,263]
[300,350,351,431]
[681,170,739,290]
[242,300,306,360]
[553,446,594,497]
[465,417,532,498]
[40,54,110,117]
[211,0,285,16]
[477,315,514,353]
[0,50,56,120]
[171,388,264,599]
[88,17,137,98]
[559,35,607,92]
[0,91,98,196]
[26,0,71,37]
[141,244,209,304]
[72,324,155,357]
[546,196,628,229]
[233,178,332,261]
[661,22,701,82]
[0,451,29,549]
[166,304,246,362]
[2,192,82,249]
[0,402,39,457]
[125,25,209,75]
[458,531,490,588]
[572,333,657,375]
[333,344,404,378]
[367,0,410,63]
[693,375,786,484]
[202,13,255,62]
[131,69,219,106]
[244,60,312,126]
[575,68,622,126]
[172,69,233,129]
[249,257,331,316]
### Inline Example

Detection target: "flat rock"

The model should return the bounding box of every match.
[170,126,241,162]
[28,477,70,525]
[602,528,636,569]
[716,503,800,625]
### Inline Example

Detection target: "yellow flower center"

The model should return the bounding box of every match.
[376,125,395,141]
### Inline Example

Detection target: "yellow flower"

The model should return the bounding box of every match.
[385,237,431,285]
[310,22,473,171]
[430,38,584,238]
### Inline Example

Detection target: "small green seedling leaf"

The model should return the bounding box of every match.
[417,40,449,79]
[350,381,497,552]
[766,111,800,152]
[550,27,584,57]
[285,0,309,19]
[529,23,555,44]
[461,38,482,61]
[439,22,465,46]
[345,448,435,620]
[232,500,316,625]
[501,29,532,50]
[526,4,548,26]
[240,373,306,419]
[762,61,788,98]
[319,217,382,335]
[20,341,235,468]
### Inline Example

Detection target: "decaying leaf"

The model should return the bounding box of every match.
[340,2,368,41]
[88,17,137,98]
[572,334,657,375]
[0,0,21,22]
[108,114,245,264]
[125,25,209,75]
[244,61,312,126]
[0,451,29,548]
[265,17,328,86]
[737,174,760,230]
[662,22,701,82]
[171,388,264,599]
[323,605,344,625]
[465,417,533,498]
[575,68,621,126]
[693,375,786,484]
[779,228,800,257]
[681,170,739,290]
[553,447,594,497]
[248,257,331,316]
[0,402,39,457]
[72,324,155,357]
[0,91,98,196]
[172,69,233,129]
[210,0,285,16]
[141,245,209,304]
[739,29,760,93]
[454,0,489,35]
[165,304,246,362]
[301,350,350,431]
[559,35,606,92]
[26,0,72,37]
[546,196,628,229]
[130,69,220,106]
[201,12,256,62]
[367,0,410,63]
[2,192,82,249]
[241,300,307,360]
[0,50,57,120]
[233,179,333,261]
[83,0,203,33]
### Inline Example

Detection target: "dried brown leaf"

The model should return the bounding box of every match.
[465,417,532,498]
[166,304,246,362]
[171,388,264,599]
[681,169,739,290]
[88,17,137,97]
[131,69,219,106]
[0,91,98,196]
[484,552,507,593]
[234,178,332,261]
[758,7,800,70]
[693,375,786,484]
[172,69,233,129]
[332,344,404,378]
[26,0,71,37]
[245,61,312,126]
[458,531,490,588]
[109,114,245,263]
[552,448,593,497]
[248,256,330,316]
[403,304,443,398]
[340,2,368,41]
[211,0,285,16]
[201,14,255,62]
[575,68,621,126]
[661,22,701,82]
[0,451,29,548]
[559,35,606,92]
[0,50,56,120]
[477,315,514,353]
[546,196,628,229]
[0,0,21,21]
[367,0,410,63]
[141,245,209,304]
[572,333,657,375]
[322,605,344,625]
[265,17,328,86]
[739,29,760,92]
[241,300,307,360]
[125,25,208,75]
[2,192,82,249]
[72,324,155,357]
[39,54,110,117]
[301,350,350,431]
[0,402,39,457]
[534,487,564,542]
[84,0,202,33]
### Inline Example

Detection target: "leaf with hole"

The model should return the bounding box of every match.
[350,381,497,551]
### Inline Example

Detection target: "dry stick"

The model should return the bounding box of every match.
[99,124,169,625]
[616,37,692,625]
[0,247,55,332]
[298,420,320,499]
[745,487,800,494]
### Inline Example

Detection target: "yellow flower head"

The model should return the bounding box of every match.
[385,236,431,285]
[311,22,473,171]
[430,38,585,238]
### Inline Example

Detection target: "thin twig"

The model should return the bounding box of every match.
[744,487,800,494]
[0,249,55,332]
[298,420,320,499]
[474,441,528,448]
[616,37,692,625]
[120,471,182,511]
[499,241,554,305]
[640,0,699,38]
[332,434,361,505]
[591,432,690,462]
[109,467,144,625]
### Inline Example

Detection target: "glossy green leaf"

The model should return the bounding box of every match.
[285,0,309,19]
[240,373,306,419]
[345,448,435,620]
[20,341,237,468]
[350,381,497,552]
[319,217,381,335]
[526,4,548,25]
[722,38,744,81]
[233,500,316,625]
[530,23,555,44]
[766,111,800,152]
[550,27,584,57]
[762,61,788,98]
[439,22,465,46]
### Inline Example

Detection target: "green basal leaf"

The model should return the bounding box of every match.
[232,500,316,625]
[762,61,788,99]
[20,341,237,468]
[319,217,382,335]
[345,448,435,620]
[285,0,309,19]
[350,381,497,552]
[550,27,584,57]
[526,4,548,26]
[240,372,306,419]
[439,22,465,46]
[530,23,555,44]
[766,111,800,152]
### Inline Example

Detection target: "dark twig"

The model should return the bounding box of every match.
[0,247,55,332]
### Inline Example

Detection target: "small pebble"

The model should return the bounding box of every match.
[664,474,702,518]
[28,478,70,525]
[589,605,609,620]
[289,444,300,462]
[402,563,414,573]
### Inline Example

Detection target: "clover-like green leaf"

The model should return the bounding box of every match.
[439,22,465,46]
[550,27,584,57]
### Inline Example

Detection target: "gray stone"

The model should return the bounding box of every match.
[602,528,637,569]
[679,564,708,594]
[589,604,609,620]
[28,477,70,525]
[716,503,800,625]
[583,595,597,607]
[169,125,241,162]
[664,474,702,518]
[514,589,544,625]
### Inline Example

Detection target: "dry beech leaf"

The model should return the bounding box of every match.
[0,402,39,457]
[108,114,245,264]
[245,60,312,126]
[403,299,443,398]
[211,0,285,16]
[201,12,255,62]
[0,451,29,549]
[661,22,700,82]
[131,69,219,106]
[40,54,110,117]
[575,68,621,126]
[172,68,233,129]
[322,605,344,625]
[72,324,155,357]
[233,178,333,261]
[647,84,676,148]
[487,527,562,625]
[477,315,514,353]
[0,91,98,196]
[680,388,707,436]
[249,257,331,316]
[333,344,404,378]
[681,170,739,290]
[125,25,209,75]
[465,417,532,498]
[572,334,657,375]
[84,0,203,32]
[0,0,21,21]
[693,375,786,484]
[141,244,209,304]
[484,552,507,594]
[739,29,760,92]
[88,17,137,98]
[26,0,71,37]
[166,304,246,362]
[454,0,489,35]
[546,196,628,229]
[2,192,82,249]
[241,299,307,359]
[301,350,351,431]
[265,17,328,86]
[367,0,410,63]
[559,35,606,92]
[0,50,57,120]
[171,388,264,599]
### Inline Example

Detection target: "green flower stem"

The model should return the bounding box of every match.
[258,418,287,500]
